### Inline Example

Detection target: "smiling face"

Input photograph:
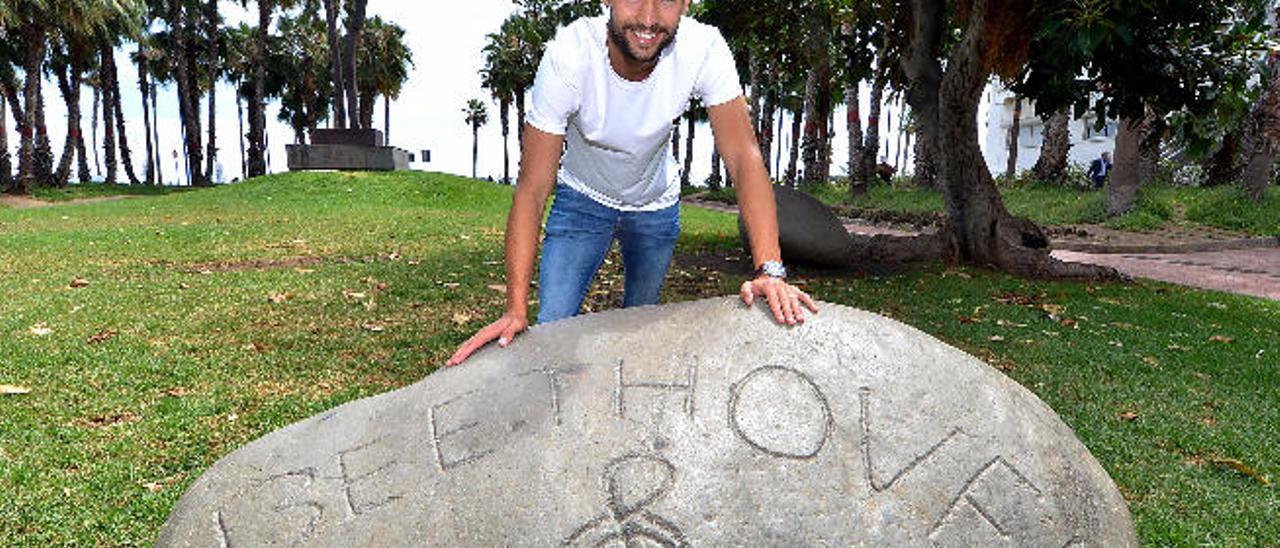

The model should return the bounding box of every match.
[604,0,689,79]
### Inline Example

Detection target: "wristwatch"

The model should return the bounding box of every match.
[754,260,787,279]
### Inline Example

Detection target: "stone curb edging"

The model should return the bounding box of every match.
[1050,237,1280,255]
[684,199,1279,256]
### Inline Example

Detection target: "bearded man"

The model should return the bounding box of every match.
[449,0,816,366]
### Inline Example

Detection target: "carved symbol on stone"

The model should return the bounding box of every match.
[563,454,688,547]
[428,389,495,472]
[859,387,962,492]
[337,436,404,516]
[614,357,698,420]
[519,367,570,426]
[929,456,1045,541]
[728,365,832,460]
[215,468,323,548]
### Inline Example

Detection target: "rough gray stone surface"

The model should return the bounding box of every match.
[157,298,1137,547]
[286,144,410,171]
[738,185,855,268]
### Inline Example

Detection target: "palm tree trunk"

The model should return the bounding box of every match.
[384,95,391,143]
[1005,96,1022,178]
[105,46,141,186]
[91,85,101,179]
[246,0,271,178]
[1032,109,1069,183]
[863,80,884,186]
[204,0,218,182]
[323,0,347,128]
[152,82,163,185]
[360,90,375,129]
[759,88,776,177]
[138,49,155,185]
[345,0,369,129]
[471,124,479,179]
[671,118,680,165]
[800,61,832,188]
[846,77,865,196]
[206,81,217,181]
[774,107,783,175]
[708,149,723,191]
[53,66,77,186]
[34,75,55,187]
[237,93,246,178]
[170,0,206,184]
[17,23,47,193]
[681,111,695,189]
[500,98,510,185]
[0,84,11,191]
[515,88,526,145]
[102,56,118,185]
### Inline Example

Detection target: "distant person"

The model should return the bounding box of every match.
[1087,151,1112,189]
[448,0,816,366]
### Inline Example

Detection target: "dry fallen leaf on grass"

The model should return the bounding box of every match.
[1208,457,1271,486]
[988,335,1005,342]
[86,329,117,345]
[996,319,1027,328]
[1,384,32,396]
[164,387,189,397]
[267,292,290,304]
[69,277,90,288]
[1209,335,1234,343]
[1117,411,1139,421]
[343,290,367,300]
[486,284,506,294]
[362,323,385,333]
[452,312,473,326]
[294,268,315,274]
[29,323,52,336]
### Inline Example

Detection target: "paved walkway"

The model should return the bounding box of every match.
[685,198,1280,301]
[0,195,139,209]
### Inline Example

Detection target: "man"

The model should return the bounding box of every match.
[447,0,816,366]
[1087,151,1112,189]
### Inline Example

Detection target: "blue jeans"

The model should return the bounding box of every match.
[536,184,680,324]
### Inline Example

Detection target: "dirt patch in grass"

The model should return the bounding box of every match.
[185,256,325,273]
[0,195,141,209]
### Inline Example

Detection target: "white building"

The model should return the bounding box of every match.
[980,86,1117,176]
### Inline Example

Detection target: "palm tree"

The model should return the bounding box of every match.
[167,0,205,185]
[270,5,333,144]
[463,98,488,179]
[322,0,346,128]
[482,23,520,185]
[343,0,369,128]
[355,17,412,135]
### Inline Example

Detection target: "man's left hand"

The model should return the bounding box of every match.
[739,276,819,325]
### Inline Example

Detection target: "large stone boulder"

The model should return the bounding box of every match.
[157,298,1137,547]
[738,185,855,268]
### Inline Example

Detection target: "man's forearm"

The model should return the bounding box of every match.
[728,150,782,269]
[503,184,551,318]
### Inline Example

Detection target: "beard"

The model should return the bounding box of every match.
[606,14,677,65]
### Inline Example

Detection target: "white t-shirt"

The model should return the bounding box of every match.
[527,13,743,211]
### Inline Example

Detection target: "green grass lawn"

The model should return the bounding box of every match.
[2,172,1277,546]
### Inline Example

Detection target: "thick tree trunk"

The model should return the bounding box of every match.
[1107,116,1144,217]
[1241,51,1280,200]
[344,0,369,129]
[901,1,942,193]
[681,111,695,189]
[34,76,54,187]
[1032,109,1070,183]
[105,47,141,186]
[1005,97,1021,178]
[139,50,155,185]
[747,50,761,130]
[247,0,271,178]
[384,95,390,143]
[53,66,78,186]
[785,106,801,187]
[323,0,347,128]
[909,0,1114,280]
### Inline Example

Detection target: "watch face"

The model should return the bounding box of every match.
[763,261,786,278]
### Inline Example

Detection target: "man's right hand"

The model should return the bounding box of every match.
[446,313,528,367]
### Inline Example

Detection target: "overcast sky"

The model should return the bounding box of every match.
[7,0,939,186]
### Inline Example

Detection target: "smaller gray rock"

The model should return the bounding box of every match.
[738,185,854,268]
